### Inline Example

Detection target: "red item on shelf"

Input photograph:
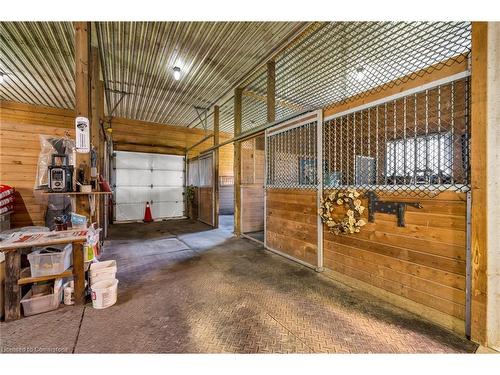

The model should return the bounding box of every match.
[0,184,15,200]
[0,204,14,214]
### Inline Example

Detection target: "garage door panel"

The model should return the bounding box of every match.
[151,170,184,186]
[150,187,184,202]
[115,153,151,169]
[151,154,185,170]
[115,187,151,204]
[114,151,185,222]
[115,202,145,222]
[151,202,184,218]
[116,169,153,186]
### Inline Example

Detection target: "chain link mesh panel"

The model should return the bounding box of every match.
[245,22,470,125]
[323,76,470,197]
[266,121,318,190]
[242,92,268,132]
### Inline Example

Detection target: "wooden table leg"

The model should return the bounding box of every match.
[5,249,21,321]
[72,242,85,305]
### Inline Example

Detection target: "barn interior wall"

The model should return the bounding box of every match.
[0,100,227,227]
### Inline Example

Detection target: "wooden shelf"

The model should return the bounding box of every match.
[42,191,112,195]
[18,267,73,285]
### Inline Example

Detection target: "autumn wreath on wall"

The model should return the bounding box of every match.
[318,188,367,235]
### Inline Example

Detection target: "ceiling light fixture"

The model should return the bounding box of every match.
[0,73,4,84]
[173,67,181,81]
[355,67,365,82]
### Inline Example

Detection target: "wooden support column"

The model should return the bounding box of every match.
[213,105,220,228]
[234,88,243,236]
[91,46,101,167]
[470,21,488,345]
[4,250,21,321]
[267,60,276,123]
[90,46,102,228]
[72,242,85,305]
[74,21,91,217]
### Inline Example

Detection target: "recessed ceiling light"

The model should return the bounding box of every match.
[173,67,181,81]
[0,73,5,84]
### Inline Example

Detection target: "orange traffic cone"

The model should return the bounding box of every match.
[143,201,153,223]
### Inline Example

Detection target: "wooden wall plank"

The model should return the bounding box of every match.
[322,190,467,327]
[0,101,74,227]
[470,21,488,344]
[266,189,317,266]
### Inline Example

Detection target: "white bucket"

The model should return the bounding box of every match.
[91,278,118,309]
[90,260,117,285]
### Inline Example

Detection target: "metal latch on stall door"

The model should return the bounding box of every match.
[365,191,422,227]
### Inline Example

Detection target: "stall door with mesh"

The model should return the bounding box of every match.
[114,151,185,222]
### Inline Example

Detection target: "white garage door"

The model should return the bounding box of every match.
[114,151,185,222]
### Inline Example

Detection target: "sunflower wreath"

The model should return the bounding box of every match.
[318,188,367,235]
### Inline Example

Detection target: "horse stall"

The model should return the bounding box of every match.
[262,73,472,336]
[240,134,265,243]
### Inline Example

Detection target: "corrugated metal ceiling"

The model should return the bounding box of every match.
[0,22,75,109]
[0,21,306,126]
[191,22,471,134]
[0,21,471,136]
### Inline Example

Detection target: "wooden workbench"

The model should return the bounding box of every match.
[0,229,87,321]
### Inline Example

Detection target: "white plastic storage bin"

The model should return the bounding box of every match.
[89,260,117,285]
[28,244,72,277]
[21,279,63,316]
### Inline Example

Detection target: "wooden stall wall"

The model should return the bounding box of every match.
[0,101,74,227]
[241,136,265,233]
[198,187,213,225]
[320,63,470,334]
[266,189,317,266]
[323,191,467,333]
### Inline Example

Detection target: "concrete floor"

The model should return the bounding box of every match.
[1,218,477,353]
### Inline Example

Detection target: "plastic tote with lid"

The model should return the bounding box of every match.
[28,244,72,277]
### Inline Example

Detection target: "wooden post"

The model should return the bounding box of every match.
[234,88,243,236]
[213,106,220,228]
[90,46,102,228]
[4,250,21,321]
[91,46,101,170]
[267,60,276,123]
[72,242,85,305]
[470,22,488,345]
[74,22,91,217]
